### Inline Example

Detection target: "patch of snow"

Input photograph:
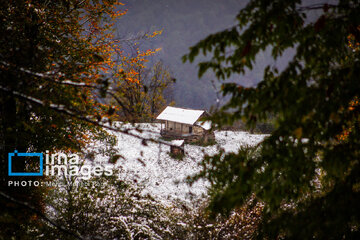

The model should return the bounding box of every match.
[170,140,184,146]
[90,123,267,205]
[195,120,212,130]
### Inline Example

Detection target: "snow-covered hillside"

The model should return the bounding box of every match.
[93,123,267,204]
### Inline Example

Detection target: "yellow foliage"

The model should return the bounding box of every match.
[293,127,303,139]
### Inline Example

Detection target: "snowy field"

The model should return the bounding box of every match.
[92,123,267,205]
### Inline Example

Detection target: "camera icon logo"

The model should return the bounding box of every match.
[8,150,43,176]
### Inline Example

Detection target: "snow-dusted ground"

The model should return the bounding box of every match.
[92,123,267,204]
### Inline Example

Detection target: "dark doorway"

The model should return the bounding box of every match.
[189,126,192,134]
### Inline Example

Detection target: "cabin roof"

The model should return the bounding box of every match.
[156,106,205,125]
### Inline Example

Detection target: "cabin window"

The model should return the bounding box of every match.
[189,126,192,133]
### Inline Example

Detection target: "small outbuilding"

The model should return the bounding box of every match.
[156,106,215,143]
[170,139,185,156]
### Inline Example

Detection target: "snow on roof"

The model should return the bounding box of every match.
[156,106,205,125]
[195,120,212,130]
[170,139,184,146]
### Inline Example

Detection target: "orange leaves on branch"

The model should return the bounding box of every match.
[49,0,164,124]
[38,1,129,131]
[347,26,360,51]
[336,97,359,142]
[335,28,359,142]
[111,46,161,84]
[146,30,163,38]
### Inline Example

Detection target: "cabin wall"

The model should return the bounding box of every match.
[181,124,191,134]
[175,122,182,132]
[161,120,215,144]
[193,125,205,135]
[166,121,174,130]
[165,121,194,134]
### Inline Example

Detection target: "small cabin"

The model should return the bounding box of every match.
[156,106,215,143]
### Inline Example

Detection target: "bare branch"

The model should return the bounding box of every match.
[0,86,176,147]
[296,3,336,12]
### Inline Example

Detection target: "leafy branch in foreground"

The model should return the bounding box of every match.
[0,1,169,238]
[184,0,360,238]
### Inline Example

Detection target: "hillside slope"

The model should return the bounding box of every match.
[93,123,267,204]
